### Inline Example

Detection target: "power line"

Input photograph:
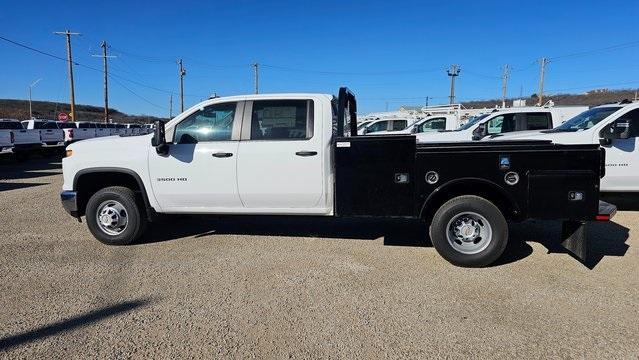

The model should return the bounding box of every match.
[109,75,167,110]
[0,35,207,98]
[550,40,639,61]
[261,64,443,76]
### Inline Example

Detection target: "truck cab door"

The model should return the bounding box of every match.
[236,99,326,213]
[600,108,639,191]
[148,102,243,212]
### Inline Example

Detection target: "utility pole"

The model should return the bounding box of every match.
[425,96,430,107]
[447,65,461,104]
[28,78,42,119]
[178,59,186,112]
[54,30,81,121]
[501,64,511,108]
[169,94,173,118]
[92,41,116,123]
[537,57,549,105]
[253,63,259,94]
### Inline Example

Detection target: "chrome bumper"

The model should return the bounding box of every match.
[60,191,79,217]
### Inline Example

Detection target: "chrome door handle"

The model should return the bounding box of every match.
[295,151,317,157]
[212,152,233,158]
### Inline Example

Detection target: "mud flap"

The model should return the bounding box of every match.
[561,221,588,263]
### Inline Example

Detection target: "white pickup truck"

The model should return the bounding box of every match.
[22,119,65,154]
[0,119,42,159]
[57,122,96,144]
[60,88,616,267]
[358,118,414,135]
[415,106,587,143]
[487,100,639,193]
[368,114,461,135]
[0,124,12,155]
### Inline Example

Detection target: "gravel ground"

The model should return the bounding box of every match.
[0,157,637,359]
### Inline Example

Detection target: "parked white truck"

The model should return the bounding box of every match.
[60,88,616,267]
[486,100,639,192]
[63,122,98,144]
[21,119,65,154]
[415,106,587,143]
[0,125,12,155]
[0,119,42,159]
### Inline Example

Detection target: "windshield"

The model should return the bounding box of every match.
[457,113,490,131]
[552,106,621,132]
[0,122,24,130]
[357,121,371,130]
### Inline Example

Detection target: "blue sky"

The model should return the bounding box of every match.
[1,0,638,117]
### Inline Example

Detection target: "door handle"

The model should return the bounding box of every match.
[295,151,318,157]
[212,152,233,158]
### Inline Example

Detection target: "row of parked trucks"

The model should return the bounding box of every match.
[0,119,153,159]
[59,88,637,268]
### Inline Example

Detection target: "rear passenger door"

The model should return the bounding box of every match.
[390,119,407,131]
[524,112,552,130]
[236,99,325,212]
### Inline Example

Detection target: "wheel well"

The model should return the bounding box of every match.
[420,180,520,223]
[75,171,145,217]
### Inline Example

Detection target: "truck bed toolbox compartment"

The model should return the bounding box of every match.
[334,135,416,217]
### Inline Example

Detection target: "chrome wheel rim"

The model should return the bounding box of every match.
[96,200,128,236]
[446,212,492,255]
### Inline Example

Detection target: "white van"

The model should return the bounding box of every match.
[486,100,639,192]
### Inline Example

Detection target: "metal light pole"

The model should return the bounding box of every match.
[28,78,42,119]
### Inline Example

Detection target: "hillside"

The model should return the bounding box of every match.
[461,89,638,109]
[0,99,167,124]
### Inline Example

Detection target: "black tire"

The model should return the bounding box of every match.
[85,186,147,245]
[429,195,508,267]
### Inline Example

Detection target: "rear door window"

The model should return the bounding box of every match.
[525,113,552,130]
[250,100,313,140]
[0,122,24,130]
[391,120,407,131]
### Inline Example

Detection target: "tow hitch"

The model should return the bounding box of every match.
[561,201,617,262]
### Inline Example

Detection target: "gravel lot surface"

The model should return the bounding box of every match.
[1,157,637,359]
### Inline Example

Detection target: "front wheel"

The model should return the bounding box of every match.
[85,186,147,245]
[429,195,508,267]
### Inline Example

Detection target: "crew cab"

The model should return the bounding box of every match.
[486,100,639,193]
[21,119,65,153]
[57,121,96,144]
[61,88,615,267]
[0,119,42,159]
[358,118,414,135]
[415,106,587,143]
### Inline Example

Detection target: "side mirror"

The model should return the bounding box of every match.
[600,119,632,142]
[472,123,487,140]
[151,120,169,155]
[411,126,418,134]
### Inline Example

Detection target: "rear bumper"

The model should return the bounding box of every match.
[42,141,65,148]
[61,191,79,217]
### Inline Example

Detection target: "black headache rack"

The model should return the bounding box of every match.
[336,87,358,137]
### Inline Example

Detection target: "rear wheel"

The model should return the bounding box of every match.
[429,195,508,267]
[85,186,147,245]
